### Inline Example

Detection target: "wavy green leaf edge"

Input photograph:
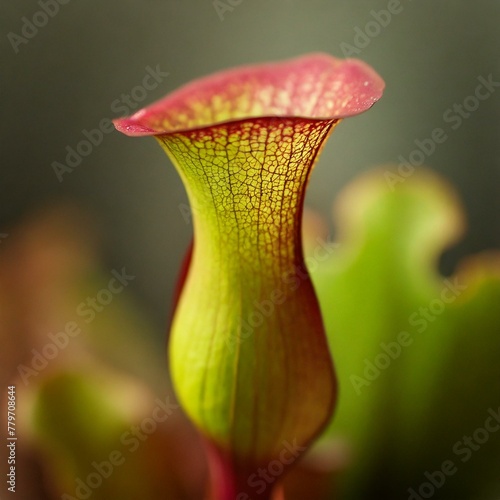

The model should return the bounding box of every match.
[307,167,500,499]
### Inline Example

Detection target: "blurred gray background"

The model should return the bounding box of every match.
[1,0,499,332]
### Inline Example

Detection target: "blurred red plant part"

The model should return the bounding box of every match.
[169,239,193,328]
[0,203,99,499]
[31,369,208,500]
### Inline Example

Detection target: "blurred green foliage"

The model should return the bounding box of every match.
[311,167,500,499]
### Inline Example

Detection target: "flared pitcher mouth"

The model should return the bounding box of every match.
[113,53,385,137]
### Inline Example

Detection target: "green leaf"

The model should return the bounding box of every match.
[308,167,500,499]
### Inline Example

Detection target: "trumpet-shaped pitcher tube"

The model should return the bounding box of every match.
[114,53,384,497]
